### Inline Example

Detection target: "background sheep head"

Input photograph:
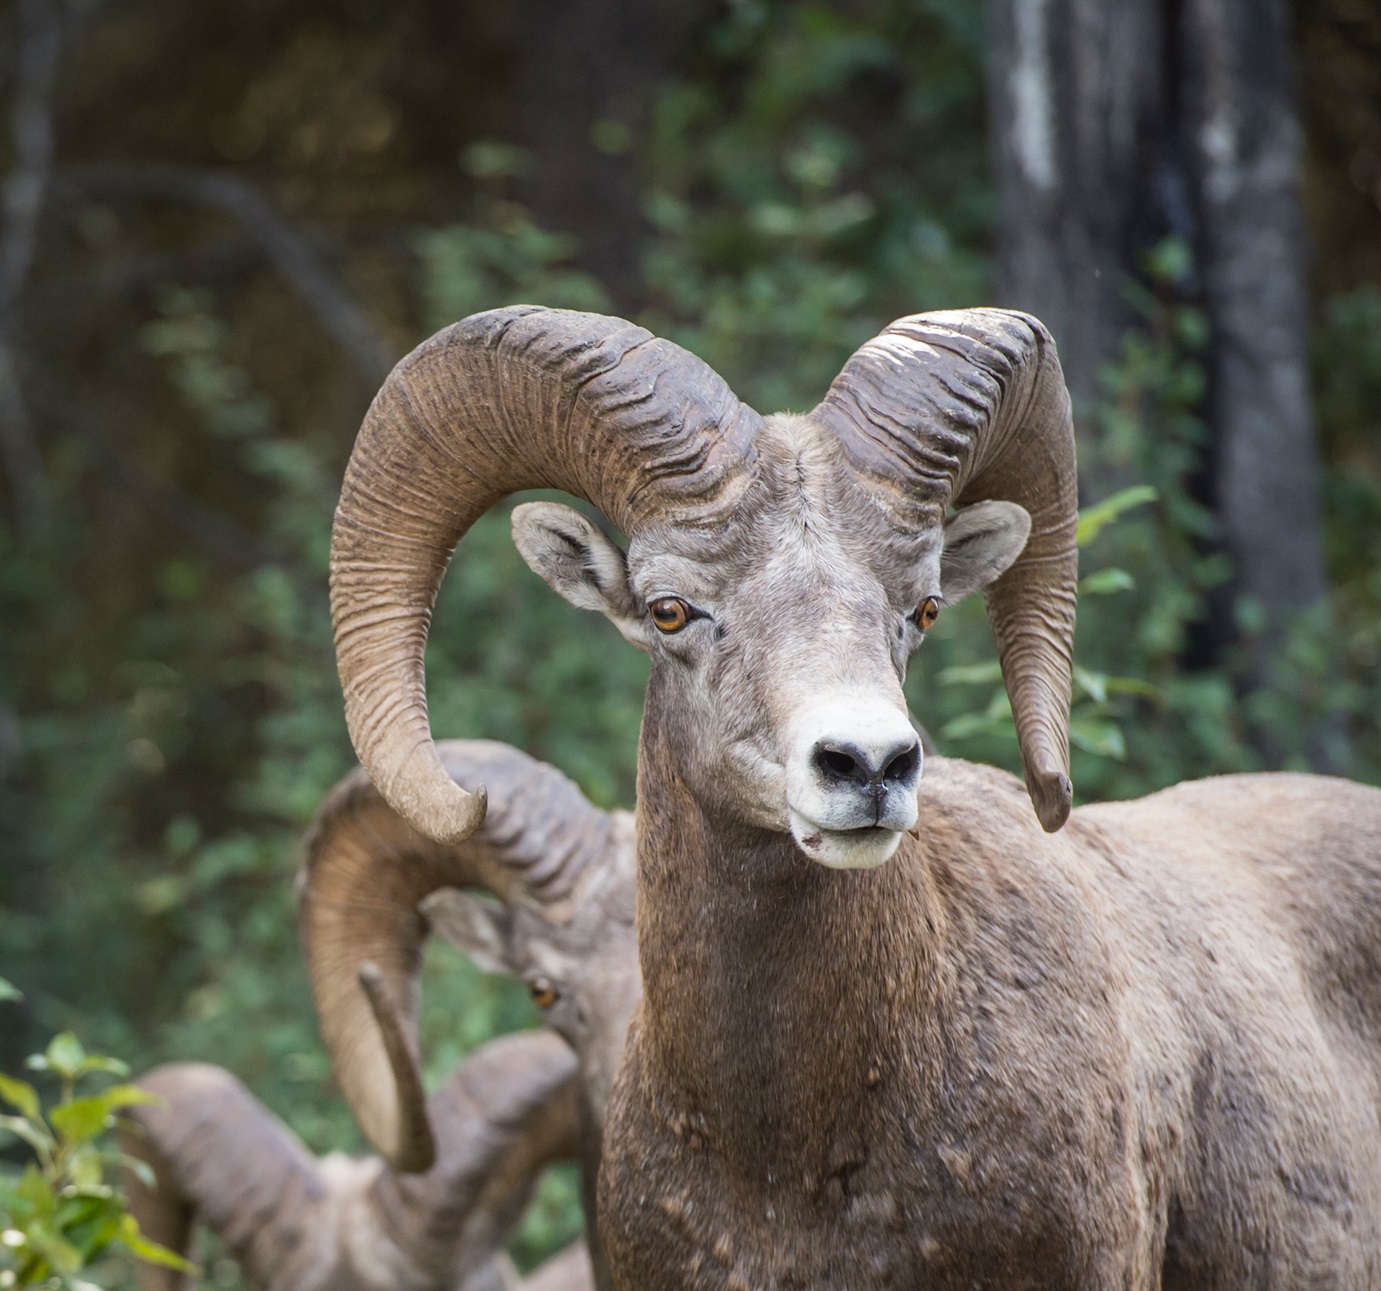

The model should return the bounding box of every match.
[297,740,640,1290]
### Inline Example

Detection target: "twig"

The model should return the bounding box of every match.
[0,0,61,535]
[55,164,397,385]
[30,238,261,318]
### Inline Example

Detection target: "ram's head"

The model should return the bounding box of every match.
[331,308,1076,870]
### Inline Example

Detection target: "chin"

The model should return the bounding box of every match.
[788,811,905,870]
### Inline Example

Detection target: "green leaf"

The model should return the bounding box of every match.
[111,1152,156,1189]
[0,1114,55,1157]
[55,1191,110,1229]
[1079,567,1135,596]
[65,1144,108,1192]
[76,1055,131,1080]
[1102,674,1160,700]
[0,977,21,1004]
[936,660,1004,687]
[50,1098,115,1144]
[1073,665,1108,704]
[25,1219,83,1274]
[939,690,1016,743]
[28,1033,87,1081]
[15,1164,58,1217]
[1076,486,1158,547]
[1069,718,1127,760]
[61,1197,122,1263]
[0,1074,40,1122]
[118,1214,200,1274]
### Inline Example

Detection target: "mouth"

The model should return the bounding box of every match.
[788,810,905,870]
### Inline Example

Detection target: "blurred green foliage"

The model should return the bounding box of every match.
[1,1,1379,1286]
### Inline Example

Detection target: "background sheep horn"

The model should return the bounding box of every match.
[120,1062,334,1290]
[370,1030,580,1284]
[812,308,1078,831]
[121,1038,577,1291]
[330,305,761,847]
[297,739,611,1171]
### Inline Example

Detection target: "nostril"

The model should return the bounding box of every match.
[882,741,921,787]
[813,743,870,787]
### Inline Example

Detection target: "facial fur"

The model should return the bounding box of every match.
[514,414,1030,870]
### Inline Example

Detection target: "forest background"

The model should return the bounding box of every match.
[1,0,1379,1284]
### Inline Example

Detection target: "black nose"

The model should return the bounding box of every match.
[811,737,921,794]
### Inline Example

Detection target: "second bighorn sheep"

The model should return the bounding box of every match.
[298,739,639,1291]
[328,305,1381,1287]
[125,738,641,1291]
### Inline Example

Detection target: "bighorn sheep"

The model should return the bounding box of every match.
[125,738,641,1291]
[122,1031,590,1291]
[298,739,639,1290]
[328,305,1381,1288]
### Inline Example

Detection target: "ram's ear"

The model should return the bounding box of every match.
[512,502,651,649]
[940,501,1032,604]
[421,889,519,977]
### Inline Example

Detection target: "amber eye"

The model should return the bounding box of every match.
[914,597,940,631]
[649,597,691,633]
[529,978,558,1009]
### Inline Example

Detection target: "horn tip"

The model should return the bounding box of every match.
[416,782,489,845]
[356,960,438,1173]
[1031,770,1072,833]
[389,1138,437,1174]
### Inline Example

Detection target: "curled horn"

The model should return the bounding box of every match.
[121,1034,576,1291]
[373,1031,579,1283]
[813,309,1079,831]
[331,305,761,846]
[298,739,611,1171]
[121,1063,319,1291]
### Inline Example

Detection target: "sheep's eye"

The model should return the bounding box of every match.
[914,597,940,631]
[649,597,691,633]
[529,978,558,1009]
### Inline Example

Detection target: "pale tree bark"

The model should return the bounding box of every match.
[987,0,1169,407]
[988,0,1334,750]
[1179,0,1329,652]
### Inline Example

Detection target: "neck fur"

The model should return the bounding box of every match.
[632,692,946,1181]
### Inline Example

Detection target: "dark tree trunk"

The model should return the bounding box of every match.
[986,0,1169,408]
[987,0,1333,748]
[1179,0,1329,655]
[500,0,703,308]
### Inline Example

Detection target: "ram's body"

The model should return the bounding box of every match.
[601,759,1381,1287]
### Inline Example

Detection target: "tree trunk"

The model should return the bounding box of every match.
[501,0,703,308]
[986,0,1169,408]
[1180,0,1330,661]
[988,0,1334,749]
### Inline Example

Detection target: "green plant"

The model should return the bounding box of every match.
[0,980,192,1289]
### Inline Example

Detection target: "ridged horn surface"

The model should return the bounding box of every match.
[121,1063,332,1290]
[373,1030,579,1283]
[122,1037,577,1291]
[331,306,760,846]
[813,309,1078,830]
[298,739,610,1171]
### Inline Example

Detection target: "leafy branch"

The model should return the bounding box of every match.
[0,980,195,1290]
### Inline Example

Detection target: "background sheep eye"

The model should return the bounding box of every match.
[529,978,558,1008]
[914,597,940,630]
[649,597,691,633]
